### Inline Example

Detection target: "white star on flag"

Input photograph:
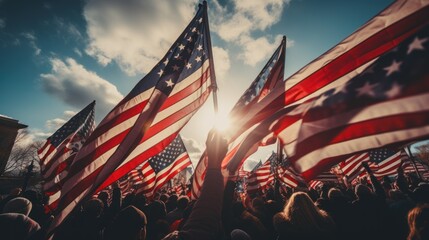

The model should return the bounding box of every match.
[157,69,163,77]
[407,37,427,54]
[383,60,402,76]
[165,79,174,87]
[356,81,378,97]
[385,82,402,98]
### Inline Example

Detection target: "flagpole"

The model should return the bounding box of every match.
[201,0,218,114]
[275,139,283,199]
[406,145,422,179]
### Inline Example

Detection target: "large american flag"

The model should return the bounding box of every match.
[223,0,429,181]
[49,3,215,235]
[38,101,95,213]
[286,21,429,180]
[191,37,286,199]
[135,134,192,197]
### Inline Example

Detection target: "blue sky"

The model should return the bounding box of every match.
[2,0,404,168]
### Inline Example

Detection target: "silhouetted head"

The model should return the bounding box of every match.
[83,198,104,218]
[104,206,147,240]
[3,197,32,216]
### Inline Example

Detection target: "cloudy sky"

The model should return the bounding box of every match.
[0,0,395,169]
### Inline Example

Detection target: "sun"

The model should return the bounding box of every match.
[213,111,231,133]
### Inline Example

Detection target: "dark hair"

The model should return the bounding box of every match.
[103,206,147,240]
[176,196,189,210]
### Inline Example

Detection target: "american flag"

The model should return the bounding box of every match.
[173,184,184,195]
[225,0,429,181]
[48,3,215,235]
[286,21,429,180]
[313,171,339,183]
[276,166,300,188]
[339,153,371,180]
[246,153,276,194]
[308,180,323,190]
[191,37,286,199]
[238,165,249,178]
[38,101,95,212]
[402,151,429,180]
[371,149,403,178]
[135,134,192,197]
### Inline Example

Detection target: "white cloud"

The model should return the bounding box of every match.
[0,18,5,29]
[45,118,67,130]
[212,0,289,41]
[238,35,283,66]
[212,46,230,78]
[83,0,197,76]
[40,57,123,114]
[74,48,82,57]
[210,0,291,66]
[21,32,41,55]
[63,110,77,118]
[182,136,204,166]
[53,17,83,40]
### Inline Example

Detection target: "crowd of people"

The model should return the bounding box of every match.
[0,131,428,240]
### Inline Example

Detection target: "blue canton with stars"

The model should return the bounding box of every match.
[307,24,429,120]
[369,148,397,164]
[148,135,187,173]
[48,101,95,147]
[234,38,285,109]
[127,4,211,99]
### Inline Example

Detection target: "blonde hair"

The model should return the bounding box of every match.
[282,192,333,232]
[407,204,429,240]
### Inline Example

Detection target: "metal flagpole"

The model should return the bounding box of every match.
[406,145,422,179]
[202,1,218,114]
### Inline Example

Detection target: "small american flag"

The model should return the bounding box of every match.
[246,153,276,194]
[135,134,192,197]
[38,101,95,212]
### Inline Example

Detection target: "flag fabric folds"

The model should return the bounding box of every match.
[49,2,215,235]
[287,23,429,180]
[371,149,403,179]
[246,153,275,194]
[135,134,192,197]
[38,101,95,212]
[191,36,287,199]
[227,0,429,181]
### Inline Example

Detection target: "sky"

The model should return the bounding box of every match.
[2,0,411,170]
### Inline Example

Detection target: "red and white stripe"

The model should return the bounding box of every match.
[309,180,323,190]
[373,151,403,178]
[246,160,273,194]
[277,167,300,188]
[272,0,429,180]
[339,153,370,179]
[137,151,192,197]
[49,59,212,234]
